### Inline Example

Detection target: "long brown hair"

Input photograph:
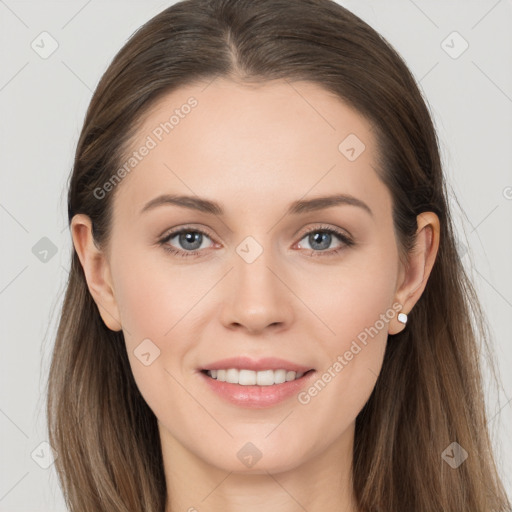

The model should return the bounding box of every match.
[46,0,511,510]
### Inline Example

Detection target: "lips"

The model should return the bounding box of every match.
[197,356,316,408]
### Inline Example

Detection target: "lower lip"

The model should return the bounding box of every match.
[199,370,316,408]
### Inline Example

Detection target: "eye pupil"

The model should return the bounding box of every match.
[179,232,202,250]
[310,232,331,250]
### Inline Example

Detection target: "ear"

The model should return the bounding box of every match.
[388,211,440,335]
[70,214,122,332]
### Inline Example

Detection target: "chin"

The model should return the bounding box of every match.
[197,435,312,475]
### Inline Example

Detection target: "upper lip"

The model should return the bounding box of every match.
[201,356,314,373]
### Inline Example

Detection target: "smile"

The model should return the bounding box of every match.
[203,368,311,386]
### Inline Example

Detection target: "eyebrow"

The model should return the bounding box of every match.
[140,193,373,217]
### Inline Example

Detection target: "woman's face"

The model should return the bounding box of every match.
[91,78,409,473]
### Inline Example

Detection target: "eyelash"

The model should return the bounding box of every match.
[158,224,354,258]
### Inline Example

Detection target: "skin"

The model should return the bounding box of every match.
[71,78,440,512]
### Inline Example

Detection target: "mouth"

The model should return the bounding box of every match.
[199,366,317,408]
[198,356,316,407]
[201,368,315,386]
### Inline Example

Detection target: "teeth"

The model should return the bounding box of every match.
[206,368,306,385]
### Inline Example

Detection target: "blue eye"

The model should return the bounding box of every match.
[297,227,353,255]
[159,228,214,257]
[158,224,354,258]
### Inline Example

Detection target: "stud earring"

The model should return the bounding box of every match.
[397,312,408,325]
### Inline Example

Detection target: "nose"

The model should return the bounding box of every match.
[218,243,295,334]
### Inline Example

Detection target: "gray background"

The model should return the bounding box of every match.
[1,0,511,509]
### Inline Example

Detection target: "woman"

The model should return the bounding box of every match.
[46,0,511,510]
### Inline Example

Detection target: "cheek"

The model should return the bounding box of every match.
[109,245,218,394]
[308,244,399,348]
[111,245,203,340]
[108,249,183,382]
[296,241,398,414]
[111,263,195,421]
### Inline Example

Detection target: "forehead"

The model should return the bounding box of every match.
[112,77,387,221]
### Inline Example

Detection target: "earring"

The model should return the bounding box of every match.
[397,312,408,325]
